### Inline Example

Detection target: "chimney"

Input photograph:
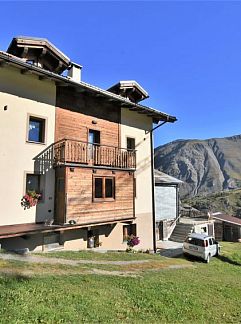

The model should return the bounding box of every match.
[68,62,82,82]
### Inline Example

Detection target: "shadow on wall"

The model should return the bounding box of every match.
[0,234,44,252]
[0,224,118,252]
[33,144,55,224]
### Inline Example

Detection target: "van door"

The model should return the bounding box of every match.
[208,238,217,256]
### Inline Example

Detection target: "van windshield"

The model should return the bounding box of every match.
[185,237,205,247]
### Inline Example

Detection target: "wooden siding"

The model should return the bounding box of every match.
[55,107,119,147]
[56,167,134,225]
[56,85,121,147]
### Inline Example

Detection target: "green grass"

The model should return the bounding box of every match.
[35,249,161,261]
[0,243,241,323]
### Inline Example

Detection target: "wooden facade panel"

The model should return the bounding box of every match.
[56,87,121,123]
[55,108,119,148]
[62,167,134,224]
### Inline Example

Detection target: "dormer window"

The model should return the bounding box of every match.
[7,36,70,74]
[107,80,149,103]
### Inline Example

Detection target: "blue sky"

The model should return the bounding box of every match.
[1,1,241,147]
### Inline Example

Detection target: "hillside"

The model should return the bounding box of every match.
[154,134,241,198]
[182,188,241,217]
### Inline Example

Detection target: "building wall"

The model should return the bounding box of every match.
[121,109,153,250]
[56,86,121,146]
[0,66,56,226]
[55,107,119,147]
[55,167,134,225]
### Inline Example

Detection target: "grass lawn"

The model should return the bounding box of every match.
[0,243,240,323]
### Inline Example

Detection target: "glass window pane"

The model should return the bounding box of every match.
[105,178,114,198]
[26,174,40,192]
[127,137,135,150]
[89,130,100,144]
[95,178,103,198]
[28,117,44,142]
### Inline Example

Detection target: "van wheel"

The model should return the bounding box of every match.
[206,254,211,263]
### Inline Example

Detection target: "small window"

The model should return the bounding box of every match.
[89,129,100,145]
[127,137,135,150]
[93,176,115,201]
[123,224,137,241]
[26,174,40,193]
[209,238,213,245]
[28,116,45,143]
[105,178,114,198]
[95,178,103,198]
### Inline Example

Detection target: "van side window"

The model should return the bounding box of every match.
[209,238,213,245]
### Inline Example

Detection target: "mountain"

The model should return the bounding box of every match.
[154,135,241,198]
[182,189,241,217]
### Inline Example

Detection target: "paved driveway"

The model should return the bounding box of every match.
[157,240,183,257]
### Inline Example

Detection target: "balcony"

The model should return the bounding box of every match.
[53,139,136,170]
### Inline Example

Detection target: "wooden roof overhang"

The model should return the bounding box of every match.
[107,80,149,103]
[0,51,177,124]
[7,36,70,74]
[0,218,135,239]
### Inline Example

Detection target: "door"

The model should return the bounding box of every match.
[208,238,217,256]
[55,168,66,224]
[88,129,100,162]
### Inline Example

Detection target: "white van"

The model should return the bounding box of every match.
[183,233,220,263]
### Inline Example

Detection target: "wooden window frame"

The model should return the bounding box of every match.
[126,136,135,151]
[93,176,115,202]
[26,114,47,145]
[24,172,44,202]
[88,128,101,145]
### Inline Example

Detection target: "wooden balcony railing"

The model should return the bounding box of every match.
[53,139,136,170]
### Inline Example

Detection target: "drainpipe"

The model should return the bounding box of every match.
[148,120,168,253]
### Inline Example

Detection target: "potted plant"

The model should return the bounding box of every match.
[126,235,140,252]
[21,191,41,209]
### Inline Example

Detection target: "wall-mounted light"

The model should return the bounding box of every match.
[92,120,97,124]
[3,105,7,111]
[70,167,75,172]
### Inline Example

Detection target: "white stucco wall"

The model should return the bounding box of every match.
[0,66,56,226]
[121,109,153,250]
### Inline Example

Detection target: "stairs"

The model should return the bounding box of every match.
[169,222,194,243]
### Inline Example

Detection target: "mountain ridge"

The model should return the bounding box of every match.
[154,134,241,198]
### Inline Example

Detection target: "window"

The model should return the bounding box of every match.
[28,116,45,143]
[26,174,40,193]
[93,176,115,201]
[123,224,137,241]
[89,129,100,145]
[127,137,135,150]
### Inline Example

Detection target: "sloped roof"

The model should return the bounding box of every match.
[0,50,177,124]
[155,170,183,184]
[7,36,70,63]
[107,80,149,103]
[212,213,241,226]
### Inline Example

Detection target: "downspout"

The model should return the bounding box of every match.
[148,120,168,253]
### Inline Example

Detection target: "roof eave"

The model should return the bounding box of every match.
[0,52,177,123]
